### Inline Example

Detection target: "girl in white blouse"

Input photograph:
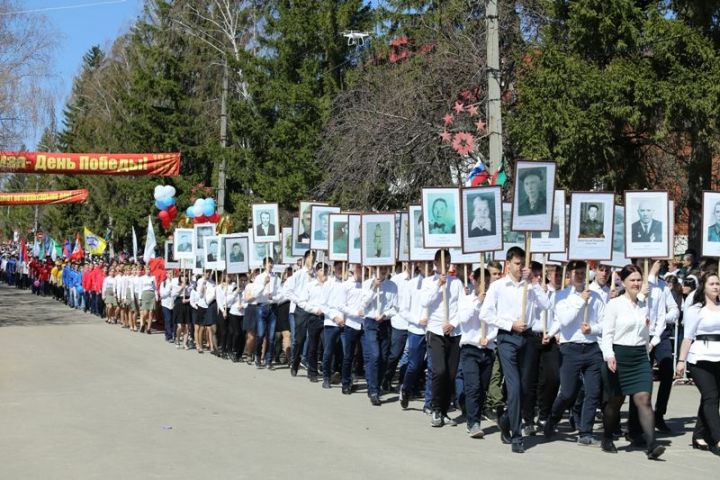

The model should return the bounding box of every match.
[600,264,665,460]
[676,272,720,456]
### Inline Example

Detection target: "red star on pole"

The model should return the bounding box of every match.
[440,130,452,142]
[453,101,465,114]
[466,104,479,116]
[475,119,487,132]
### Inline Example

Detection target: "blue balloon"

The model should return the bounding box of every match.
[185,206,196,218]
[167,197,176,207]
[155,199,165,210]
[206,198,216,208]
[202,201,215,216]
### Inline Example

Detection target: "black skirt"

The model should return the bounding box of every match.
[203,301,217,326]
[276,301,291,332]
[243,304,258,332]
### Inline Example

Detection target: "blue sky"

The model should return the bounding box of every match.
[23,0,143,148]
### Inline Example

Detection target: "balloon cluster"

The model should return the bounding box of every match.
[154,185,177,230]
[185,197,220,224]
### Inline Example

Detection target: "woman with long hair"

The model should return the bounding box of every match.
[676,272,720,456]
[600,264,665,459]
[102,267,118,324]
[174,274,192,349]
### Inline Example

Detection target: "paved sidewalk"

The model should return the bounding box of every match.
[0,285,717,479]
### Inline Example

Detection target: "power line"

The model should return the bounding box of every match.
[0,0,127,16]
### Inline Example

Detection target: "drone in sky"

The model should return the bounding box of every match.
[342,30,372,47]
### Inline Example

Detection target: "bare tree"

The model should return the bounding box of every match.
[0,0,57,150]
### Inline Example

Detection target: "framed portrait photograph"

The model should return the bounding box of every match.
[624,190,670,259]
[409,205,436,261]
[460,186,502,253]
[193,223,216,251]
[511,160,557,232]
[282,227,300,265]
[606,205,630,268]
[361,213,396,266]
[328,213,349,262]
[494,202,526,259]
[248,229,281,269]
[348,214,362,264]
[194,254,205,274]
[252,203,280,243]
[224,234,249,274]
[568,192,614,261]
[297,200,327,245]
[530,190,566,254]
[291,217,310,257]
[450,248,479,265]
[164,240,179,269]
[701,192,720,257]
[310,205,341,251]
[203,236,221,270]
[173,228,195,260]
[180,257,194,271]
[421,187,462,248]
[398,212,410,262]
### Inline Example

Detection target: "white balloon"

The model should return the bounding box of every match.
[193,205,204,218]
[153,185,164,200]
[194,198,204,208]
[162,185,176,198]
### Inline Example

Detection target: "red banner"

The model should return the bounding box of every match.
[0,189,89,205]
[0,151,180,176]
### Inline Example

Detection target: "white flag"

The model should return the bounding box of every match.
[143,216,156,264]
[132,226,138,261]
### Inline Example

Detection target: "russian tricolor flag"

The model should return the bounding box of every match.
[465,158,489,187]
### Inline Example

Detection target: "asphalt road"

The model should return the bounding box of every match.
[0,284,717,479]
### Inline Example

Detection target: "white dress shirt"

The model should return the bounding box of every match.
[204,281,217,305]
[140,275,155,292]
[601,295,650,360]
[102,277,116,296]
[196,278,208,308]
[639,279,667,347]
[324,276,346,327]
[684,304,720,363]
[283,267,312,313]
[406,274,426,335]
[458,292,498,349]
[420,273,465,337]
[339,274,372,331]
[251,271,281,304]
[551,286,604,344]
[159,278,177,310]
[390,272,410,330]
[479,274,550,333]
[363,277,399,320]
[298,278,329,316]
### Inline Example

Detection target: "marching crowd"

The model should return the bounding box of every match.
[2,245,720,460]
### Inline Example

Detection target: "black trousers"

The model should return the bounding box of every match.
[227,313,243,354]
[691,360,720,444]
[536,338,561,421]
[291,307,310,371]
[497,331,528,444]
[305,313,324,377]
[216,310,228,352]
[428,332,460,415]
[651,327,674,417]
[461,345,495,427]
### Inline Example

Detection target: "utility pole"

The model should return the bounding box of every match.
[217,62,229,215]
[486,0,502,173]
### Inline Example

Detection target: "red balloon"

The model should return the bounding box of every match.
[209,212,220,223]
[161,219,171,230]
[168,205,177,217]
[158,210,170,222]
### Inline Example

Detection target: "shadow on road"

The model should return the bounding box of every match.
[0,285,96,327]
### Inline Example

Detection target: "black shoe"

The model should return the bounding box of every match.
[231,354,240,363]
[322,379,331,389]
[646,443,665,460]
[308,375,319,383]
[511,443,525,454]
[655,416,672,434]
[601,438,618,453]
[543,419,556,439]
[370,394,381,406]
[255,361,264,369]
[342,385,351,395]
[692,438,710,451]
[400,390,409,409]
[290,367,298,377]
[498,414,512,445]
[483,408,498,422]
[267,364,274,371]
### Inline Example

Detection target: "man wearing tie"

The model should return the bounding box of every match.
[630,201,662,242]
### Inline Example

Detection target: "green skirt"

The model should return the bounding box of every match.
[603,345,652,396]
[140,290,155,311]
[104,288,117,307]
